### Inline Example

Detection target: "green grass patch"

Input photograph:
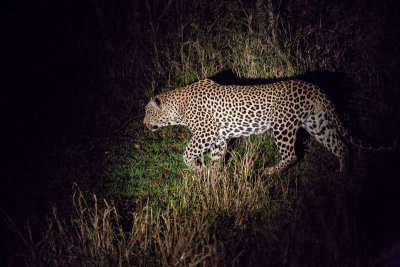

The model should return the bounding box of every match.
[101,126,191,203]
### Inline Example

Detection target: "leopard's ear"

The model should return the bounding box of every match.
[154,97,161,107]
[150,97,162,108]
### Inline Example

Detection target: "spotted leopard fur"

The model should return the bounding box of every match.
[143,79,378,174]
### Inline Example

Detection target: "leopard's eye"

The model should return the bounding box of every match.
[154,97,161,107]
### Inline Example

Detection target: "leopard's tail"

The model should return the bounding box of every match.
[320,95,398,151]
[343,131,397,151]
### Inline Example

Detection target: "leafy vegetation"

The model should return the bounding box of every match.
[3,0,400,266]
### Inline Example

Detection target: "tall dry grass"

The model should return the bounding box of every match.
[14,136,301,266]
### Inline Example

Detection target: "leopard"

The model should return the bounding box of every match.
[143,78,388,175]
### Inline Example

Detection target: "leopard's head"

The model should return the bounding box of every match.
[143,94,183,131]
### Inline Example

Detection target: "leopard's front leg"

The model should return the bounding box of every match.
[263,125,298,176]
[183,135,203,172]
[209,138,227,169]
[184,115,220,172]
[183,132,217,172]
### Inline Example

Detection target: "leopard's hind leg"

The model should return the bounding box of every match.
[302,111,348,172]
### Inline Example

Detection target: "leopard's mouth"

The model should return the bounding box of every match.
[151,125,159,131]
[146,124,159,132]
